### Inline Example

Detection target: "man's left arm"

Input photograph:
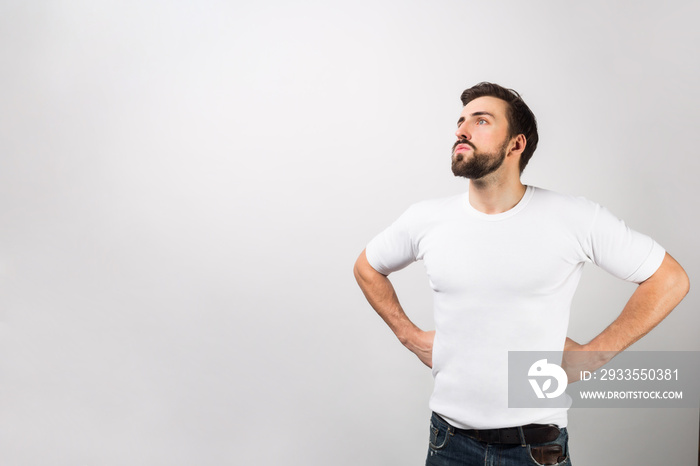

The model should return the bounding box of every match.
[564,252,690,381]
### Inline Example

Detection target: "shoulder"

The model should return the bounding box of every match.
[530,186,597,208]
[528,186,602,229]
[400,193,465,220]
[385,194,466,237]
[530,186,600,213]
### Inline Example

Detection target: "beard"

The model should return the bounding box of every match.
[451,139,509,179]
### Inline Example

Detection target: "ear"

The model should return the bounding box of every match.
[507,134,526,157]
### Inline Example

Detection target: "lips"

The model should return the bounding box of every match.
[455,144,472,152]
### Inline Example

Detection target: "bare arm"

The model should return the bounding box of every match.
[564,252,690,381]
[353,249,435,367]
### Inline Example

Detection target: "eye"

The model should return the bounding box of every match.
[476,118,487,125]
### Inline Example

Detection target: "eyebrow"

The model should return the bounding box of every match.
[457,111,495,125]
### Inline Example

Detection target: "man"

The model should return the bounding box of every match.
[353,82,689,465]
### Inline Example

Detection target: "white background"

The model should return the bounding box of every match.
[1,1,698,464]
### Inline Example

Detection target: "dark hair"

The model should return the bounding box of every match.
[460,82,538,173]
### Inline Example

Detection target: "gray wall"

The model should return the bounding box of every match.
[1,1,698,464]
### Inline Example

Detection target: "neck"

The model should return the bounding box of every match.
[468,175,527,214]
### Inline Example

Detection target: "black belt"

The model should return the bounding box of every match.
[457,423,560,445]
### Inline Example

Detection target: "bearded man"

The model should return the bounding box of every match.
[353,82,689,466]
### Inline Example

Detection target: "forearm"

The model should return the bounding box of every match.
[585,252,690,357]
[353,250,420,344]
[353,250,434,367]
[564,253,689,381]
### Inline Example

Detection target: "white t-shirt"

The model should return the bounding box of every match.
[365,186,665,429]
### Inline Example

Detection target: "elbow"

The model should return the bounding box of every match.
[665,258,690,302]
[354,249,386,284]
[353,250,370,284]
[353,258,363,283]
[676,267,690,299]
[654,253,690,302]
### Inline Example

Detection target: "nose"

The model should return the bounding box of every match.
[455,122,470,141]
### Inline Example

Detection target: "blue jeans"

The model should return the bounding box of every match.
[426,412,571,466]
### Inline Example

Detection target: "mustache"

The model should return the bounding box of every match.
[452,139,476,152]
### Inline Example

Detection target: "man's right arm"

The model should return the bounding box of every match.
[353,249,435,368]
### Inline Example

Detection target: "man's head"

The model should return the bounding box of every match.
[453,82,538,176]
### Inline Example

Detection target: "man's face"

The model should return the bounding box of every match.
[451,96,513,179]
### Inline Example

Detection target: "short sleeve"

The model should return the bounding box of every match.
[587,204,666,283]
[365,207,418,275]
